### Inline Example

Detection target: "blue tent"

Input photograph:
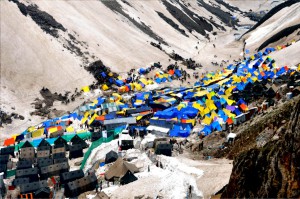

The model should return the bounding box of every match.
[175,69,182,77]
[155,78,161,84]
[115,80,124,87]
[101,72,107,78]
[139,68,147,74]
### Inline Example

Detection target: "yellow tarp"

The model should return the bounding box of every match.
[32,128,44,138]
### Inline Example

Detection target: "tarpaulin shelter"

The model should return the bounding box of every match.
[105,150,118,164]
[105,158,139,181]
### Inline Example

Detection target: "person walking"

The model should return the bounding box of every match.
[189,185,192,198]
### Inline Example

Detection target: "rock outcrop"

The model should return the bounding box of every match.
[221,97,300,198]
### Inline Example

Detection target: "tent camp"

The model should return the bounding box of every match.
[37,150,50,159]
[21,141,34,149]
[20,147,35,161]
[0,155,9,165]
[64,173,97,198]
[37,139,51,148]
[105,150,119,164]
[91,131,102,142]
[34,187,51,198]
[19,180,47,194]
[12,177,29,187]
[120,169,138,185]
[54,137,69,151]
[60,169,84,184]
[70,135,88,149]
[15,168,39,182]
[16,160,32,170]
[69,144,83,159]
[37,158,53,168]
[53,157,68,164]
[40,162,70,180]
[0,146,15,158]
[105,158,139,183]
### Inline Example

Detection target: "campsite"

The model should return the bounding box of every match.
[1,39,299,198]
[1,0,300,198]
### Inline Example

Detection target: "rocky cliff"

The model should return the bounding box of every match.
[221,96,300,198]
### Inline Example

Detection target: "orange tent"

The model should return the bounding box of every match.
[240,103,248,111]
[227,118,234,125]
[96,115,105,121]
[4,138,15,146]
[169,70,174,75]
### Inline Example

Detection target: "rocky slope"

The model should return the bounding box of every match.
[221,96,300,198]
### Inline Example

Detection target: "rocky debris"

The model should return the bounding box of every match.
[162,0,212,36]
[30,87,78,118]
[9,0,66,38]
[197,0,237,28]
[156,11,188,37]
[221,96,300,198]
[0,109,25,126]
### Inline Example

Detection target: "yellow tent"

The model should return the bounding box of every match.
[27,126,36,132]
[203,116,212,125]
[102,84,109,91]
[66,126,75,133]
[139,78,148,85]
[88,113,98,125]
[82,86,90,93]
[49,127,58,134]
[112,93,122,101]
[32,128,44,138]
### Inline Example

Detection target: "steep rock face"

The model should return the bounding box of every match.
[222,97,300,198]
